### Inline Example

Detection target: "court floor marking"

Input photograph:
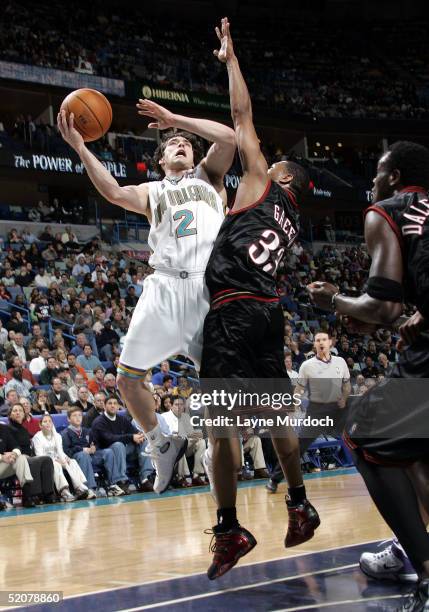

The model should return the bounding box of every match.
[275,593,403,611]
[55,537,383,604]
[112,563,361,611]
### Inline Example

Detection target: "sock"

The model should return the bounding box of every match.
[207,439,214,459]
[216,507,239,531]
[288,484,306,506]
[145,424,164,447]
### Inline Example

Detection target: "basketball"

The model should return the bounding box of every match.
[60,88,112,142]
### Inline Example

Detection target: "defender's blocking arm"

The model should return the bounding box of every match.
[215,18,268,193]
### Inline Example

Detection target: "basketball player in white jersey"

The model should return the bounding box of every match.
[57,100,235,494]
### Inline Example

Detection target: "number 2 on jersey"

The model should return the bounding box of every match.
[173,209,197,238]
[248,229,284,274]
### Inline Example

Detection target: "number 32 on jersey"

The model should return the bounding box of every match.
[248,229,284,274]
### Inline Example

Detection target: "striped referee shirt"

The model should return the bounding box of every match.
[297,355,350,404]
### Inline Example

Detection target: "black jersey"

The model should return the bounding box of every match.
[366,187,429,318]
[205,180,300,300]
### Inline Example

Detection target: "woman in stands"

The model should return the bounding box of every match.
[55,348,68,370]
[7,403,55,507]
[32,414,89,502]
[33,389,50,415]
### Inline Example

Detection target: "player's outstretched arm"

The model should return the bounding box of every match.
[308,212,403,325]
[215,17,268,204]
[136,98,235,191]
[57,111,148,216]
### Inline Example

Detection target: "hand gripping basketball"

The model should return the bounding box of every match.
[57,110,84,152]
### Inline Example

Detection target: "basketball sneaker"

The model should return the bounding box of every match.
[285,499,321,547]
[398,578,429,611]
[359,539,418,583]
[145,436,188,494]
[206,525,257,580]
[265,479,279,493]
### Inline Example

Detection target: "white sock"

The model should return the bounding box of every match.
[145,423,164,447]
[207,439,214,459]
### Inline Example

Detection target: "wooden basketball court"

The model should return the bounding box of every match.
[1,469,410,611]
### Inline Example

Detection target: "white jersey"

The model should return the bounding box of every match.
[147,172,224,272]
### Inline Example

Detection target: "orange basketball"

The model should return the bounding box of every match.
[60,88,112,142]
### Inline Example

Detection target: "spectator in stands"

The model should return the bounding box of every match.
[32,414,88,501]
[62,406,123,497]
[76,344,102,376]
[61,227,79,250]
[6,357,36,386]
[172,376,193,400]
[285,354,299,385]
[91,397,154,492]
[125,286,138,308]
[0,420,34,505]
[29,346,50,376]
[32,389,50,415]
[158,397,206,486]
[0,320,8,346]
[378,353,393,377]
[41,243,57,263]
[38,225,54,241]
[4,332,27,366]
[73,386,95,413]
[1,268,15,287]
[105,355,120,377]
[102,373,123,405]
[88,366,105,395]
[39,356,60,386]
[34,268,52,289]
[83,393,106,428]
[242,428,269,479]
[95,320,119,361]
[361,356,380,379]
[151,361,177,387]
[0,389,19,417]
[19,396,40,438]
[5,312,27,337]
[66,353,88,382]
[54,348,68,370]
[27,324,45,351]
[47,377,71,413]
[6,403,55,506]
[4,367,33,398]
[70,333,88,357]
[0,283,11,301]
[15,265,34,287]
[72,256,90,279]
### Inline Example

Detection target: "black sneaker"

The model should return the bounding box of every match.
[399,579,429,611]
[265,479,278,493]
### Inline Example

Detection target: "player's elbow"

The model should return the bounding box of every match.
[376,301,403,325]
[231,104,252,123]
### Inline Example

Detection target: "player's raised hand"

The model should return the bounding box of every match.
[214,17,234,63]
[57,110,84,151]
[136,99,175,130]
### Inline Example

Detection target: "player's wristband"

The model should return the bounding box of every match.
[331,292,340,311]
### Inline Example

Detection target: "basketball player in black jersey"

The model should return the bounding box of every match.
[200,18,320,580]
[309,141,429,611]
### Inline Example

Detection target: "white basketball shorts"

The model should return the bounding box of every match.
[119,270,209,372]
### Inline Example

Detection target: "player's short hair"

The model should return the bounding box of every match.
[285,161,310,198]
[385,141,429,189]
[153,130,205,175]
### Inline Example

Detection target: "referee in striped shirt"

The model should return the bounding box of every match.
[267,331,351,492]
